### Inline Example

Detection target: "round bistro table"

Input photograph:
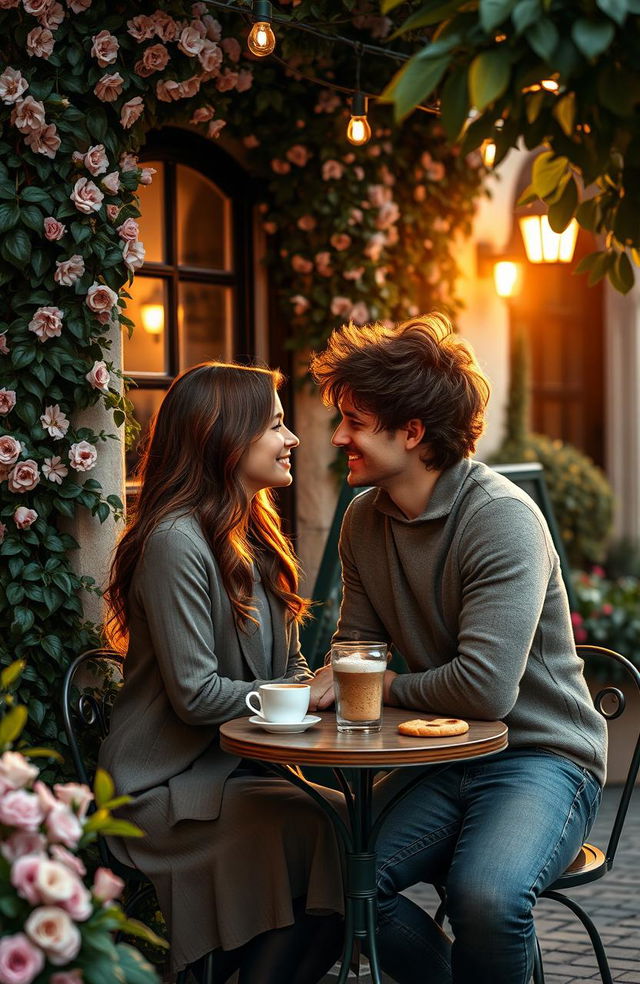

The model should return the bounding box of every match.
[220,708,508,984]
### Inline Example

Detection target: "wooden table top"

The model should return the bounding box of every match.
[220,708,508,768]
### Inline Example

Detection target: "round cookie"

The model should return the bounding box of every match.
[397,717,470,737]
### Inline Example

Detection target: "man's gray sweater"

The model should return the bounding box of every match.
[336,457,607,785]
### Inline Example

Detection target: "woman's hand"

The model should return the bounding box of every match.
[309,664,335,711]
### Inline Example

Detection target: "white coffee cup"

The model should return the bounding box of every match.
[245,683,310,723]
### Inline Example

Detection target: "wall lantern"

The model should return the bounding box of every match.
[141,303,164,338]
[518,214,579,264]
[493,260,522,298]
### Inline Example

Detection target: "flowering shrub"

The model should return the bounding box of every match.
[0,0,488,755]
[0,661,164,984]
[571,567,640,673]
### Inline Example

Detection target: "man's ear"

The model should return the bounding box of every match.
[403,418,425,449]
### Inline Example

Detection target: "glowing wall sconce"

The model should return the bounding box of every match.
[141,303,164,339]
[518,215,579,264]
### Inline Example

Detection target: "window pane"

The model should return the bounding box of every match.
[137,160,164,263]
[125,388,166,479]
[123,276,167,375]
[179,282,232,368]
[177,164,231,270]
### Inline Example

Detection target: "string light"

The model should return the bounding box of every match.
[347,92,371,145]
[247,0,276,57]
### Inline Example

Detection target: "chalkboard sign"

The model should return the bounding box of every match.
[299,461,575,670]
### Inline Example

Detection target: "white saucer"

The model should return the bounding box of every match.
[248,714,321,734]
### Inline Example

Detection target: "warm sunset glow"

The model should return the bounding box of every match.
[519,215,578,263]
[493,261,522,297]
[141,303,165,335]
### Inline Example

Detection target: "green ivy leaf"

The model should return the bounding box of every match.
[440,67,470,140]
[386,52,452,122]
[20,186,55,210]
[0,201,20,233]
[608,251,634,293]
[548,175,578,232]
[595,0,628,25]
[552,92,576,137]
[480,0,516,32]
[527,18,559,59]
[571,18,616,59]
[512,0,541,33]
[469,48,512,110]
[2,227,31,267]
[531,151,569,198]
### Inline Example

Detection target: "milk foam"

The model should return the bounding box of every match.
[334,657,385,673]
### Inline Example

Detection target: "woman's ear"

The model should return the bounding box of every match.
[403,418,426,449]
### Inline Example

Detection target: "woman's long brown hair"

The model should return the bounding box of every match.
[106,362,308,649]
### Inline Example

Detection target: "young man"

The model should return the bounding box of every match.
[309,314,606,984]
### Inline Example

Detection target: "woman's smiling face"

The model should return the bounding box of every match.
[238,392,299,497]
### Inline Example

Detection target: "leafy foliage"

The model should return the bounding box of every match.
[571,567,640,672]
[382,0,640,291]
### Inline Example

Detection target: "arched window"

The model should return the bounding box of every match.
[123,128,255,478]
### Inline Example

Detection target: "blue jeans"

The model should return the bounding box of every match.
[372,749,602,984]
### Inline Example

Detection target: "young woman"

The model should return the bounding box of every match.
[100,362,343,983]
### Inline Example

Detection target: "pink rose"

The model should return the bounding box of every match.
[271,159,290,175]
[101,171,119,194]
[368,184,392,207]
[43,216,65,240]
[90,30,119,68]
[10,95,45,134]
[25,907,81,965]
[49,845,85,878]
[28,306,63,342]
[117,217,139,242]
[156,78,181,102]
[330,233,352,251]
[0,0,20,7]
[0,752,37,789]
[178,24,204,56]
[106,204,120,221]
[85,282,117,322]
[45,802,83,847]
[42,457,68,484]
[315,251,334,277]
[291,255,313,274]
[331,296,353,317]
[290,294,310,316]
[364,232,386,262]
[198,39,222,74]
[215,70,237,92]
[0,832,46,863]
[33,779,57,815]
[122,239,145,270]
[141,42,169,74]
[92,867,125,903]
[0,388,16,414]
[344,267,365,281]
[54,782,93,818]
[24,123,60,158]
[202,14,221,40]
[0,67,28,105]
[54,254,84,286]
[0,933,45,984]
[70,177,103,214]
[0,333,9,354]
[93,72,123,102]
[178,77,201,99]
[60,880,92,921]
[322,160,343,181]
[297,215,316,231]
[349,302,370,325]
[236,69,253,93]
[22,0,49,16]
[40,404,69,439]
[35,860,76,905]
[376,201,400,230]
[26,26,54,58]
[11,855,45,905]
[286,145,311,167]
[67,0,91,12]
[127,14,155,41]
[68,441,97,473]
[220,36,240,62]
[207,119,225,139]
[13,507,38,530]
[8,459,40,493]
[83,143,108,176]
[40,0,64,26]
[139,167,156,185]
[151,10,178,41]
[190,106,214,124]
[0,790,44,831]
[120,96,144,129]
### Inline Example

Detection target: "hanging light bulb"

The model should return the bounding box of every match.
[247,0,276,57]
[347,92,371,146]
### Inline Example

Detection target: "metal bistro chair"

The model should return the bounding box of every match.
[61,647,215,984]
[532,644,640,984]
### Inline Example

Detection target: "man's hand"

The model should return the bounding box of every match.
[309,664,335,711]
[383,669,399,705]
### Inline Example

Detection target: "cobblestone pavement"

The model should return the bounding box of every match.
[321,785,640,984]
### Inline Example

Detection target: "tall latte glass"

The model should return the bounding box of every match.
[331,641,388,733]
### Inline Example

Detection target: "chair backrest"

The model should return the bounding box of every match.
[577,645,640,868]
[61,647,123,790]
